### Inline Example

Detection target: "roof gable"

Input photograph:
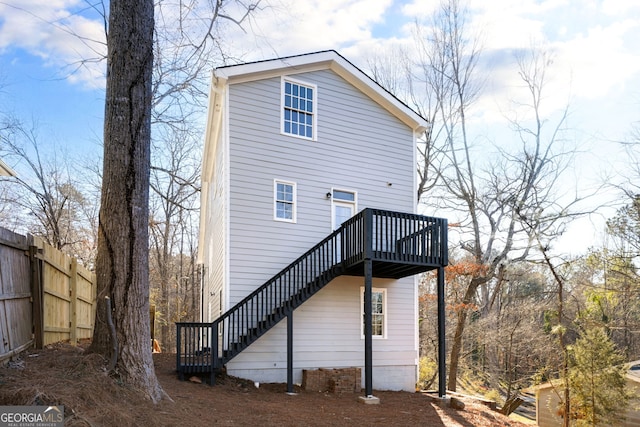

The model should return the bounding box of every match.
[213,50,429,133]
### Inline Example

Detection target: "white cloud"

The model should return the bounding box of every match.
[1,0,638,127]
[223,0,394,60]
[601,0,640,16]
[556,19,640,99]
[400,0,439,19]
[0,0,106,88]
[446,0,640,129]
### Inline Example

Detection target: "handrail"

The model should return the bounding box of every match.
[210,222,347,363]
[176,208,448,380]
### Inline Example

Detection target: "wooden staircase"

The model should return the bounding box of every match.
[176,208,448,384]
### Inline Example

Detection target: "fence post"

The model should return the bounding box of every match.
[29,244,44,349]
[70,258,78,345]
[150,304,156,345]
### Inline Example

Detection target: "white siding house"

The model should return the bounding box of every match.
[197,50,440,393]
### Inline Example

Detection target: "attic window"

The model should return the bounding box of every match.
[282,77,316,140]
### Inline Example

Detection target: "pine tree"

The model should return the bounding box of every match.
[88,0,163,402]
[569,327,631,426]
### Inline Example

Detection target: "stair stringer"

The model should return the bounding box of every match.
[211,228,350,370]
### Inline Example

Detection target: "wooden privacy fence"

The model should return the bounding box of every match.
[0,227,96,362]
[0,227,32,361]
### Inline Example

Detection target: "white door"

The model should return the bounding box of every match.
[333,203,354,230]
[331,189,357,262]
[331,189,357,229]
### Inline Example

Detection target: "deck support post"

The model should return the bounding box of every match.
[362,209,375,398]
[437,265,446,397]
[364,258,373,397]
[211,323,217,386]
[287,311,294,393]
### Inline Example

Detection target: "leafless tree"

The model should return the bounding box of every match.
[410,0,482,392]
[88,0,262,400]
[611,125,640,257]
[146,0,263,351]
[537,244,573,427]
[476,264,556,400]
[149,126,201,350]
[152,0,262,127]
[87,0,163,401]
[0,118,98,263]
[366,22,453,203]
[438,42,591,391]
[619,122,640,199]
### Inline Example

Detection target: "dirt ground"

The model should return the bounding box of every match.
[0,342,529,426]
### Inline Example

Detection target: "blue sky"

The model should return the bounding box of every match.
[0,0,637,152]
[0,0,106,156]
[1,0,639,250]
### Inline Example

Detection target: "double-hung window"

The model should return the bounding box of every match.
[361,287,386,338]
[282,78,316,140]
[274,180,296,222]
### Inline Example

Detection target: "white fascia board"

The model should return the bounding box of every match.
[196,179,208,264]
[198,73,227,263]
[202,73,226,183]
[214,51,336,82]
[215,51,429,133]
[0,158,16,177]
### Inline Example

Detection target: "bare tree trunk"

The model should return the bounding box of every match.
[447,277,482,391]
[447,310,467,392]
[88,0,163,402]
[160,268,170,349]
[540,246,570,427]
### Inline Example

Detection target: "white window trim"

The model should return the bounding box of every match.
[360,287,387,339]
[273,179,297,223]
[281,76,317,141]
[330,187,357,230]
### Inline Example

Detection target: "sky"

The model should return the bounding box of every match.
[0,0,639,253]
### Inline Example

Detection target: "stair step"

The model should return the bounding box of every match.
[182,264,342,371]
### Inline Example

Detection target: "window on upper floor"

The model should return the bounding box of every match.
[282,78,316,140]
[274,179,296,222]
[361,287,386,339]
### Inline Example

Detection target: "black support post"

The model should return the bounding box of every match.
[287,311,294,393]
[363,209,374,397]
[437,266,446,397]
[364,258,373,397]
[211,323,218,386]
[176,324,182,379]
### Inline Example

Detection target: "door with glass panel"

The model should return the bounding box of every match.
[331,189,356,263]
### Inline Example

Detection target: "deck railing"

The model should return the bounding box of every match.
[176,208,447,382]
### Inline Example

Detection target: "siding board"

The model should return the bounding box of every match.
[203,63,421,391]
[227,276,418,390]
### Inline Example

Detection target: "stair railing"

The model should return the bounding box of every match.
[176,208,448,380]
